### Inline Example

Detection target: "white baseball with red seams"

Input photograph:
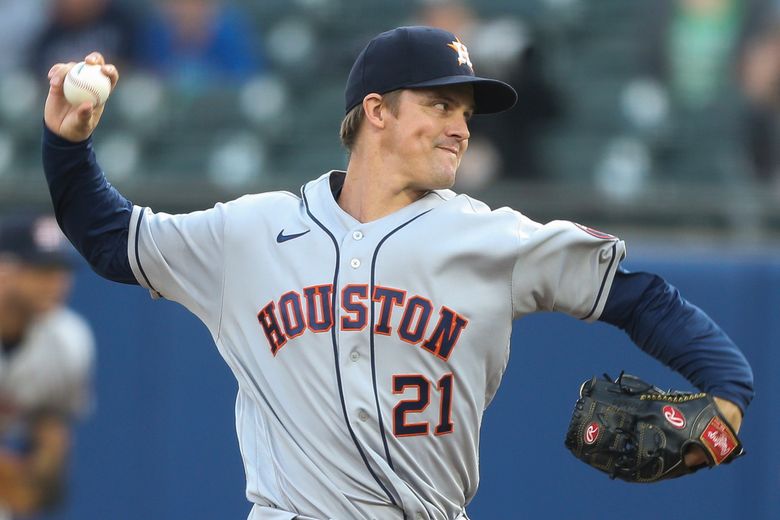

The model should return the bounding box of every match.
[63,62,111,106]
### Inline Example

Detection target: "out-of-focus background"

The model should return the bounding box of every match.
[1,0,779,519]
[3,0,780,234]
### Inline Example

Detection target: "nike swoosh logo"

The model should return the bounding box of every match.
[276,229,311,243]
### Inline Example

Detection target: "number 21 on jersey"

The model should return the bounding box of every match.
[392,373,454,437]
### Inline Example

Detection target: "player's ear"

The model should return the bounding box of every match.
[363,93,386,129]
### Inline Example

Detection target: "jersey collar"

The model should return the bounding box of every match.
[301,171,448,236]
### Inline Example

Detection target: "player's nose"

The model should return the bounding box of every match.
[446,114,470,142]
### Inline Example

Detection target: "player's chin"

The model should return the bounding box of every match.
[430,159,457,184]
[427,169,457,190]
[440,163,460,188]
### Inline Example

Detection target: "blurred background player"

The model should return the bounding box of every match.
[0,214,94,520]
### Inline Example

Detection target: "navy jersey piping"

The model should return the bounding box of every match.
[134,209,160,296]
[369,209,433,471]
[581,242,618,321]
[302,190,401,510]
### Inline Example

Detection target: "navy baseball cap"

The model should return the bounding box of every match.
[345,26,518,115]
[0,214,76,268]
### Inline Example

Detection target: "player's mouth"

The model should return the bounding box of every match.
[436,145,459,157]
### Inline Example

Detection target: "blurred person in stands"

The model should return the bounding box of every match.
[629,0,771,182]
[137,0,265,95]
[642,0,762,109]
[739,12,780,187]
[413,0,562,188]
[29,0,140,76]
[0,0,48,73]
[0,214,94,520]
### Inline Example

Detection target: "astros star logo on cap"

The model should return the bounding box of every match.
[447,39,473,70]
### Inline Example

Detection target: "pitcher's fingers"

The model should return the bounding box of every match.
[76,101,95,121]
[49,62,76,88]
[101,64,119,89]
[85,52,105,66]
[48,63,66,79]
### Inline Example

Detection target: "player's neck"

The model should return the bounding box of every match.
[341,159,427,223]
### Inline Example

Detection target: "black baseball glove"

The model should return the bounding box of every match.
[564,372,743,482]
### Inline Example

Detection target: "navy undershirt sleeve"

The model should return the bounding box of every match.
[600,268,754,413]
[42,124,137,284]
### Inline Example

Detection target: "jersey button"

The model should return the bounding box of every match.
[350,258,361,269]
[350,351,360,362]
[358,410,369,422]
[352,231,363,240]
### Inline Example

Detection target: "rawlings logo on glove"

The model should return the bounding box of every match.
[564,373,744,482]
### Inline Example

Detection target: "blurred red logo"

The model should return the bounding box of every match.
[663,405,686,429]
[584,422,600,445]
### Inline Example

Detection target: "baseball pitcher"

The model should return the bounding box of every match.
[40,26,752,520]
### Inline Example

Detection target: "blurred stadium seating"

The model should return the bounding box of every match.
[1,0,779,239]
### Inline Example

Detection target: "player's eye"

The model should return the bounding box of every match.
[433,102,448,111]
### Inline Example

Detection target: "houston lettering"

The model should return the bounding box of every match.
[257,284,468,359]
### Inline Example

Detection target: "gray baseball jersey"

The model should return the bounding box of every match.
[127,171,625,520]
[0,308,94,435]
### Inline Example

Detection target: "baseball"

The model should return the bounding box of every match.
[63,61,111,106]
